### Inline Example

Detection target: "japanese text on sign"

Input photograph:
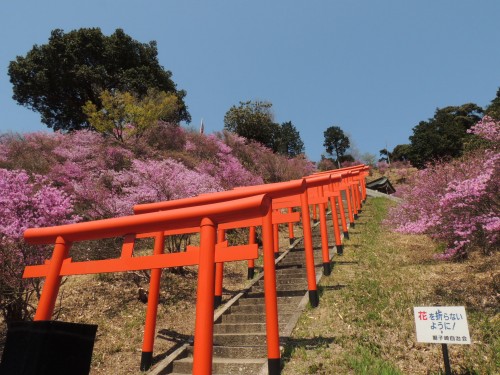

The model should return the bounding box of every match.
[413,306,471,345]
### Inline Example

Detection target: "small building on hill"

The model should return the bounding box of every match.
[366,177,396,195]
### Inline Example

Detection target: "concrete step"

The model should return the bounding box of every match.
[276,265,307,271]
[213,332,268,346]
[251,283,307,293]
[274,266,306,274]
[276,261,306,267]
[282,252,324,259]
[257,277,306,285]
[236,295,303,306]
[214,322,287,334]
[257,274,307,283]
[186,345,268,358]
[222,313,292,324]
[260,274,307,282]
[287,251,304,256]
[245,289,307,298]
[230,302,298,314]
[172,356,266,374]
[280,254,306,260]
[281,251,323,259]
[271,272,307,279]
[214,345,267,359]
[280,256,324,263]
[274,272,307,279]
[277,261,321,268]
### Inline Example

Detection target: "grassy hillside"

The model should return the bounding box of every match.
[282,197,499,374]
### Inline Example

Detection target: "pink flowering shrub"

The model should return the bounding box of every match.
[195,135,263,189]
[435,153,499,258]
[0,124,318,320]
[54,157,225,220]
[0,170,78,239]
[183,131,221,161]
[67,170,128,219]
[284,154,316,179]
[467,116,500,144]
[317,157,337,172]
[384,161,415,185]
[341,160,363,168]
[51,130,133,174]
[0,168,79,321]
[387,117,500,259]
[221,131,316,182]
[0,132,63,174]
[137,122,187,158]
[376,161,389,175]
[2,129,270,221]
[45,131,135,219]
[113,158,224,215]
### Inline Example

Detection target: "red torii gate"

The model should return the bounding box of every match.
[132,207,298,372]
[326,172,352,238]
[307,172,353,246]
[272,174,337,275]
[313,166,369,230]
[315,166,369,206]
[133,179,316,374]
[133,179,322,310]
[22,194,278,375]
[18,165,369,375]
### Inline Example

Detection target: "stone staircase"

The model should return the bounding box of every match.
[163,245,326,375]
[148,194,355,375]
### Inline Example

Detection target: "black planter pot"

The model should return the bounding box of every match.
[1,320,97,375]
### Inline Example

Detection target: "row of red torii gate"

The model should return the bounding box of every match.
[4,164,369,375]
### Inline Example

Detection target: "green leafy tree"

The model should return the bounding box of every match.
[339,154,355,164]
[8,28,190,132]
[408,103,483,168]
[379,148,391,163]
[391,144,411,162]
[485,87,500,121]
[224,101,305,156]
[275,121,305,157]
[223,100,279,150]
[323,125,350,168]
[82,89,179,142]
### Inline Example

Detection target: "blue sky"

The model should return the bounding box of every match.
[1,1,499,162]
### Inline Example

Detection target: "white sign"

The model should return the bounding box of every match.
[413,306,471,345]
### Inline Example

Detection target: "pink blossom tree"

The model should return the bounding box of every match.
[0,168,79,321]
[376,161,389,175]
[194,135,263,189]
[467,115,500,144]
[340,160,364,168]
[0,132,63,174]
[317,157,337,172]
[114,158,224,215]
[221,131,316,183]
[387,116,500,259]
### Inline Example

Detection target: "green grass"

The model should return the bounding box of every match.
[346,345,403,375]
[281,197,499,374]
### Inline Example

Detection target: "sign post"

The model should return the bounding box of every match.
[414,306,471,375]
